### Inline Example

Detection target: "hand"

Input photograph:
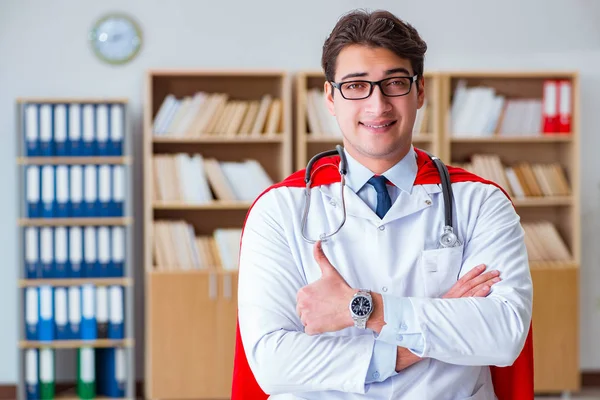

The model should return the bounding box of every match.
[296,241,355,335]
[396,264,501,372]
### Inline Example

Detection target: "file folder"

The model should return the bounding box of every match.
[25,349,39,400]
[96,104,109,155]
[69,227,83,277]
[109,104,124,156]
[53,104,68,156]
[83,227,97,277]
[54,227,68,278]
[25,227,41,279]
[108,285,124,339]
[96,286,109,339]
[98,227,110,277]
[55,165,69,218]
[111,227,124,277]
[97,348,126,398]
[39,348,55,399]
[98,165,111,217]
[112,165,124,217]
[38,285,54,341]
[70,166,84,218]
[84,165,98,217]
[39,104,53,156]
[81,284,97,340]
[54,287,69,340]
[68,286,81,340]
[78,347,96,399]
[69,104,82,156]
[40,227,54,279]
[25,287,39,340]
[82,104,96,156]
[24,104,39,157]
[26,166,41,218]
[41,166,54,218]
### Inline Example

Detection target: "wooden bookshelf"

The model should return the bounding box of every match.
[295,70,441,170]
[143,69,292,399]
[19,339,134,349]
[18,278,133,287]
[17,156,132,165]
[441,71,581,394]
[18,217,133,227]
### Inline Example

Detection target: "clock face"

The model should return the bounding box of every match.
[90,14,142,65]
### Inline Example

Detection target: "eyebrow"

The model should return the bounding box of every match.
[339,67,413,81]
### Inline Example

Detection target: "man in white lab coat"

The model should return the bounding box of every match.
[233,9,533,400]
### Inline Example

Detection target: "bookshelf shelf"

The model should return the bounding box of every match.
[529,260,578,270]
[152,135,284,144]
[19,339,134,349]
[18,217,133,227]
[18,278,133,288]
[450,135,572,143]
[17,156,132,165]
[512,196,573,207]
[153,201,252,210]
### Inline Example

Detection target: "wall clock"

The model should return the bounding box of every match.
[89,13,142,65]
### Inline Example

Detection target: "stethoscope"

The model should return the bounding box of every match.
[300,145,460,249]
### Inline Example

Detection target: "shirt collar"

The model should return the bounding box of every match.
[344,145,418,194]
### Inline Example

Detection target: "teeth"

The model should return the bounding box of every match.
[365,122,393,128]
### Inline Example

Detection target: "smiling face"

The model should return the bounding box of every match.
[325,44,425,174]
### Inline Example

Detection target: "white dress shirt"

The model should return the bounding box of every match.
[238,146,533,400]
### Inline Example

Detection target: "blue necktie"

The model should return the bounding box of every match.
[367,175,392,218]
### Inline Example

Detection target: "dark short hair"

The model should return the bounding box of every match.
[321,9,427,82]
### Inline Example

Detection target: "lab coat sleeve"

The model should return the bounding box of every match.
[238,190,378,395]
[400,185,532,366]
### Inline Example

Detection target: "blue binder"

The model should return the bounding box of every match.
[25,349,39,400]
[83,165,98,217]
[97,348,126,397]
[112,165,124,217]
[53,104,68,156]
[25,287,38,340]
[98,165,111,217]
[111,227,124,277]
[108,286,124,339]
[80,284,97,340]
[68,286,81,340]
[97,227,111,277]
[54,287,69,340]
[70,166,84,218]
[68,104,82,156]
[69,227,83,278]
[26,166,41,218]
[40,166,54,219]
[83,227,97,278]
[25,227,41,279]
[24,104,40,157]
[96,104,110,156]
[109,104,124,156]
[54,166,69,218]
[54,227,68,278]
[96,286,109,338]
[82,104,96,156]
[38,286,54,342]
[39,227,54,279]
[39,104,53,157]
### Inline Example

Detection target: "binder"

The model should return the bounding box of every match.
[542,80,559,133]
[112,165,125,217]
[98,226,111,277]
[558,79,572,133]
[69,104,82,156]
[111,227,124,277]
[83,226,97,277]
[96,104,110,155]
[25,227,41,279]
[25,287,39,340]
[24,104,39,157]
[70,166,84,217]
[108,285,124,339]
[68,286,81,339]
[96,286,109,339]
[41,166,54,218]
[25,349,39,400]
[82,104,96,156]
[109,104,124,156]
[98,165,111,217]
[54,227,68,278]
[69,227,83,277]
[39,104,53,156]
[97,348,126,397]
[84,165,98,217]
[26,166,41,218]
[54,287,69,340]
[39,348,55,399]
[38,286,54,341]
[40,227,54,279]
[77,347,96,399]
[81,284,97,340]
[54,165,69,218]
[53,104,68,156]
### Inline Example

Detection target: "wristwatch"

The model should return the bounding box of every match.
[349,289,373,329]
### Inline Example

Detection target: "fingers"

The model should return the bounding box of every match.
[465,276,501,297]
[313,240,335,276]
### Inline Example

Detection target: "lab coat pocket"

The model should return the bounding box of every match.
[461,383,492,400]
[420,245,464,298]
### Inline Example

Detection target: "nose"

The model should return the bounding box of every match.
[365,84,392,115]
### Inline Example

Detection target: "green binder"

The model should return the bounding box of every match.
[77,347,95,399]
[39,348,54,399]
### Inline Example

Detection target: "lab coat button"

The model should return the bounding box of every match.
[378,225,385,231]
[425,200,432,205]
[399,323,408,331]
[329,201,336,207]
[373,371,380,380]
[396,334,403,341]
[382,286,388,292]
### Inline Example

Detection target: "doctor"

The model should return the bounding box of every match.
[235,9,533,400]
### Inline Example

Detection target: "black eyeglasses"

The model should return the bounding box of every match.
[330,75,418,100]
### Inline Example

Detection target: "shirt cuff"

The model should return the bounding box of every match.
[365,339,398,383]
[376,294,425,354]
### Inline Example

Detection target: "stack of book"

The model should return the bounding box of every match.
[522,221,572,262]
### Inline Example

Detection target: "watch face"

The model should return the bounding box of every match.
[351,296,371,317]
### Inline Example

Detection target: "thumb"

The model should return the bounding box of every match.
[313,240,337,276]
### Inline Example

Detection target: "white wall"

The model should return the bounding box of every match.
[1,0,600,384]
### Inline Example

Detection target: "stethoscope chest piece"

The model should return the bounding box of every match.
[439,226,459,248]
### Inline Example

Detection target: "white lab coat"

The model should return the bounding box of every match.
[238,151,532,400]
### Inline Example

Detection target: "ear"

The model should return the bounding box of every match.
[417,76,425,109]
[324,81,336,116]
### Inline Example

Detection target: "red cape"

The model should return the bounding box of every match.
[232,147,534,399]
